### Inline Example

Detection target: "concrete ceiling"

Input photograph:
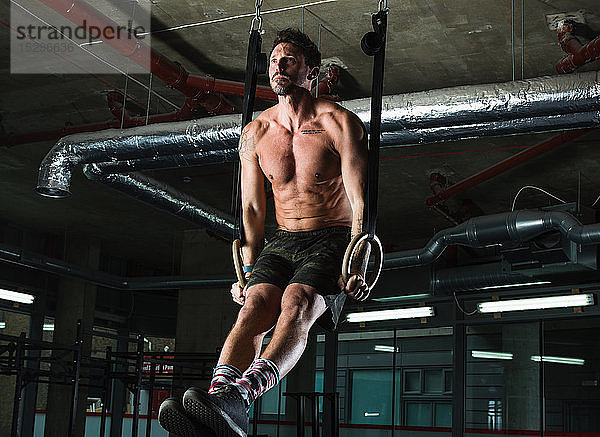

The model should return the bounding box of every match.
[1,0,600,279]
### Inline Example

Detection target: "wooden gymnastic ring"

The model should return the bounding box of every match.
[341,232,383,290]
[232,239,246,288]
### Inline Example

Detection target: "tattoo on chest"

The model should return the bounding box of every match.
[301,129,326,135]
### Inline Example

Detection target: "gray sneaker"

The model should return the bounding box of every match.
[158,398,214,437]
[183,385,249,437]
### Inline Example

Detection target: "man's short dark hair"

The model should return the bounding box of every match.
[272,28,321,69]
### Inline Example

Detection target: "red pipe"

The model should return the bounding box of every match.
[107,91,194,123]
[186,65,341,102]
[425,128,592,206]
[186,75,277,102]
[556,22,600,74]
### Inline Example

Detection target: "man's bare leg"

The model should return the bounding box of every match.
[218,283,283,372]
[260,283,327,377]
[179,283,328,437]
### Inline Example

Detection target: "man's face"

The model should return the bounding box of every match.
[269,42,313,95]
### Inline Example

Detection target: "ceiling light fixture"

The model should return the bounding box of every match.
[472,350,514,360]
[0,322,5,329]
[477,293,594,313]
[0,288,35,304]
[374,345,397,353]
[43,323,55,331]
[531,355,584,365]
[347,306,434,323]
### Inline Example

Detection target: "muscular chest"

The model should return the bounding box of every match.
[257,129,339,187]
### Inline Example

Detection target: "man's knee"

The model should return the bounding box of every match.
[236,284,281,326]
[280,284,326,325]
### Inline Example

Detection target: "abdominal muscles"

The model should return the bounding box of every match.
[273,175,352,231]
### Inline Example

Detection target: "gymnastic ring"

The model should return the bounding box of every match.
[341,232,383,291]
[232,239,246,288]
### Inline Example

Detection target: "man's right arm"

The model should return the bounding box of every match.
[239,123,266,267]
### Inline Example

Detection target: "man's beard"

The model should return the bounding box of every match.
[271,77,293,95]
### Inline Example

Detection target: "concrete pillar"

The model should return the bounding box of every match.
[44,237,100,437]
[175,229,234,392]
[109,329,129,437]
[21,232,47,437]
[503,323,540,430]
[20,289,46,437]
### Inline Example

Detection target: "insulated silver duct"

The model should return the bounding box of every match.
[35,116,240,198]
[83,164,235,240]
[36,72,600,196]
[383,210,600,269]
[91,149,238,174]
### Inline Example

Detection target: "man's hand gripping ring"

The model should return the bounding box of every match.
[341,232,383,290]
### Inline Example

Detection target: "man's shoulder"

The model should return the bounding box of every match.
[316,100,363,130]
[244,111,273,137]
[315,98,345,115]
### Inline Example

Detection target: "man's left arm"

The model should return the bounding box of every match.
[336,110,371,301]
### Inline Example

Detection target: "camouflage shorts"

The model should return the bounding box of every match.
[246,226,351,331]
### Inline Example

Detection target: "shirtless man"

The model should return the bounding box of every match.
[159,28,369,437]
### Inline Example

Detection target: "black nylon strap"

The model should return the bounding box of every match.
[365,10,387,237]
[234,30,264,242]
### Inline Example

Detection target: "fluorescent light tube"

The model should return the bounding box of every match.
[531,355,584,365]
[43,323,55,331]
[347,306,434,323]
[0,288,35,304]
[374,345,397,353]
[478,281,551,290]
[472,350,514,360]
[478,294,594,313]
[364,412,380,417]
[0,322,5,329]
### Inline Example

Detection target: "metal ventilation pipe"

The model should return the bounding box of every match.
[383,210,600,270]
[432,262,532,292]
[83,164,235,240]
[36,72,600,199]
[35,116,240,198]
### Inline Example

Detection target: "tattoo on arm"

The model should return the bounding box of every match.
[238,129,256,161]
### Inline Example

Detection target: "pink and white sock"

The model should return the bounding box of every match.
[208,364,243,394]
[231,358,280,408]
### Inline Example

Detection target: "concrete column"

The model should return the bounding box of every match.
[175,229,234,392]
[503,323,540,430]
[21,232,47,437]
[109,329,129,437]
[20,289,46,437]
[44,237,100,437]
